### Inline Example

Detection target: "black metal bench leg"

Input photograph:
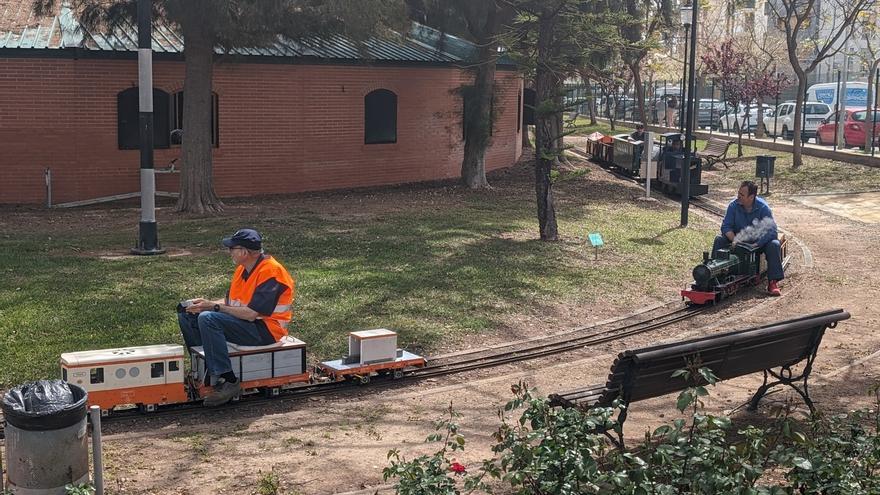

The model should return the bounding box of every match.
[747,370,776,411]
[610,405,628,449]
[748,364,816,413]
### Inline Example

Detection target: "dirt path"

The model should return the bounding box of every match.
[85,162,880,495]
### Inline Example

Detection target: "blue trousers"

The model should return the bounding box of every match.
[178,311,275,379]
[712,235,784,281]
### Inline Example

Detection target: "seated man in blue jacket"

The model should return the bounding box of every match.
[713,180,783,296]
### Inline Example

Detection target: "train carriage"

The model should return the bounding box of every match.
[61,328,426,413]
[61,345,188,412]
[584,130,708,197]
[317,329,427,384]
[189,336,311,399]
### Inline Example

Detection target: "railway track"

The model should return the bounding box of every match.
[0,157,733,437]
[0,303,710,438]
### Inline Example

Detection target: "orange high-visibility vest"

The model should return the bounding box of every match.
[227,256,295,341]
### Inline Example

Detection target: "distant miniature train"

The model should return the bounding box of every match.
[61,329,426,414]
[681,235,788,305]
[585,131,708,196]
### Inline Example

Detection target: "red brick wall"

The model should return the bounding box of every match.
[0,57,522,205]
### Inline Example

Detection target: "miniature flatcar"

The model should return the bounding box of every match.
[60,329,426,414]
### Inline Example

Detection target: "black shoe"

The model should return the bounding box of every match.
[203,379,241,407]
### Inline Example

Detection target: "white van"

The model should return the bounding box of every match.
[806,82,869,110]
[763,101,833,139]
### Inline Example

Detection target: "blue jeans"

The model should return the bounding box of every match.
[178,311,275,379]
[712,235,784,281]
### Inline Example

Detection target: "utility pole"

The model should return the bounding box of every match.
[681,0,698,227]
[132,0,164,255]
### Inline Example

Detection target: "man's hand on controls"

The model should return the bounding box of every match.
[186,298,220,314]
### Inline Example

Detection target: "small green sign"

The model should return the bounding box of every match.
[588,232,604,247]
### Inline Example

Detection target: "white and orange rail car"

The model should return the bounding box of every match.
[60,329,425,414]
[61,344,189,412]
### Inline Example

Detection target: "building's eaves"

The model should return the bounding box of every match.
[0,3,473,65]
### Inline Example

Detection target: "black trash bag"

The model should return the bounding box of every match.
[2,379,88,431]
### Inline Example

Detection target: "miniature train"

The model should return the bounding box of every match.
[60,329,426,414]
[584,131,708,196]
[681,235,788,305]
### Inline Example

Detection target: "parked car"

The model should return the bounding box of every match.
[763,101,832,139]
[696,99,724,129]
[599,96,638,121]
[718,103,774,133]
[815,109,880,147]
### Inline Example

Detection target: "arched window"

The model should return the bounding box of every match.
[171,90,220,147]
[523,88,536,126]
[364,89,397,144]
[517,90,522,132]
[117,87,170,150]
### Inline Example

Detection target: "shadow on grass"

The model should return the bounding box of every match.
[629,226,682,246]
[0,166,716,385]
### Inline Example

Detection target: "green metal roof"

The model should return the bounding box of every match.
[0,4,512,66]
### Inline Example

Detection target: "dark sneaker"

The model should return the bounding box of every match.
[767,280,781,297]
[203,379,241,407]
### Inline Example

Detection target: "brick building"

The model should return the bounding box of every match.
[0,3,523,205]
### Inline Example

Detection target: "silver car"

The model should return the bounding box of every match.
[718,103,774,132]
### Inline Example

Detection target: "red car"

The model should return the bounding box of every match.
[816,109,880,148]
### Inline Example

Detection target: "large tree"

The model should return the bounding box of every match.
[766,0,877,168]
[856,12,880,150]
[407,0,515,189]
[505,0,604,240]
[617,0,673,124]
[35,0,406,213]
[702,39,789,157]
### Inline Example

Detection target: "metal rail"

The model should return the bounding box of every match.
[0,304,709,438]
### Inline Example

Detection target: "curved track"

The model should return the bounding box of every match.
[1,304,711,438]
[0,163,740,438]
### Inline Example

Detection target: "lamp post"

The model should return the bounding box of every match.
[680,0,698,227]
[132,0,164,255]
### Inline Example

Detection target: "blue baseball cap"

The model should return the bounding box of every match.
[222,228,262,250]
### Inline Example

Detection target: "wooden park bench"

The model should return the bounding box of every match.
[696,136,734,168]
[548,309,850,446]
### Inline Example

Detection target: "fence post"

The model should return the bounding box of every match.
[834,70,841,152]
[873,68,879,157]
[773,92,780,143]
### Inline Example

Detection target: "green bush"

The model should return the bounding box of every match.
[384,368,880,495]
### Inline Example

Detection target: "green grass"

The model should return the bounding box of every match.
[568,119,632,137]
[0,164,717,386]
[700,143,880,195]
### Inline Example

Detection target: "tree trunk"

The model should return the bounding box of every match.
[460,7,501,189]
[522,124,532,149]
[629,60,646,123]
[534,14,558,241]
[176,18,223,213]
[791,73,808,169]
[866,59,880,151]
[755,96,766,139]
[554,88,569,166]
[585,80,597,125]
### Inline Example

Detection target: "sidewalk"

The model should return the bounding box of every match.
[790,191,880,224]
